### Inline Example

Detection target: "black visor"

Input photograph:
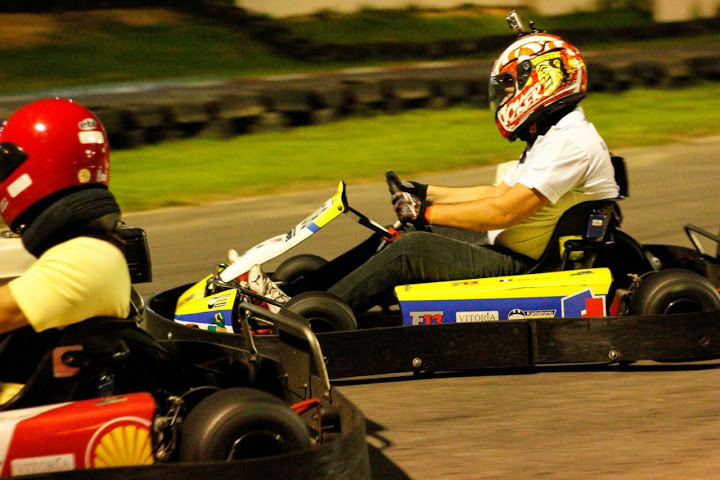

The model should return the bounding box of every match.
[489,59,534,113]
[489,72,516,112]
[0,142,28,182]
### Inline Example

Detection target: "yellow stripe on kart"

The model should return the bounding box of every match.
[395,268,613,301]
[312,181,346,228]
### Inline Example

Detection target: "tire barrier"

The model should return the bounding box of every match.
[1,52,717,150]
[178,1,720,64]
[29,50,709,151]
[0,1,718,149]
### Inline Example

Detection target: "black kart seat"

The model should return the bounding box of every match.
[525,199,621,274]
[523,155,658,279]
[611,155,629,200]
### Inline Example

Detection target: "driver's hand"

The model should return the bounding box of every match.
[399,180,428,202]
[393,191,428,228]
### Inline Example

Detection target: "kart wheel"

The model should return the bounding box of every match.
[629,269,720,315]
[179,387,311,461]
[273,254,328,284]
[286,291,358,332]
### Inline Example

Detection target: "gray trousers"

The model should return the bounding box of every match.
[326,228,532,313]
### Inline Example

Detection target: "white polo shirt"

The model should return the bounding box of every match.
[490,106,620,259]
[9,237,131,332]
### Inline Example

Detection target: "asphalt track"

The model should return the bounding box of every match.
[129,137,720,479]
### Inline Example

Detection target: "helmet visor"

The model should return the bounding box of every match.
[489,72,516,112]
[0,143,28,183]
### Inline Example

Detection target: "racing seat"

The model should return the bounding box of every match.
[524,199,622,273]
[0,225,158,410]
[525,156,629,274]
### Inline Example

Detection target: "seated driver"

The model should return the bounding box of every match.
[246,29,621,314]
[0,98,130,336]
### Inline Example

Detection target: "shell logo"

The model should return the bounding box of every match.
[84,417,154,468]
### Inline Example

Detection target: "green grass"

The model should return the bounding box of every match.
[588,83,720,145]
[110,82,720,212]
[2,7,718,213]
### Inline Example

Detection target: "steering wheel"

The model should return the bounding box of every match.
[385,170,430,232]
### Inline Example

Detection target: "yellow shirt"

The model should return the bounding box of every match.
[8,237,131,332]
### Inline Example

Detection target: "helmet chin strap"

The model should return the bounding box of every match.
[21,187,122,258]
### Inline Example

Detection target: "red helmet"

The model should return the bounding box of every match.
[0,98,110,229]
[489,33,587,141]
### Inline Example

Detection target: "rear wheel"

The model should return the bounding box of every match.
[273,254,328,285]
[179,387,311,461]
[629,269,720,315]
[286,291,357,333]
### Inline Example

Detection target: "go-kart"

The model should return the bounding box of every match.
[0,226,370,479]
[145,157,720,379]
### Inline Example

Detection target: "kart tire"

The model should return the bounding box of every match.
[629,268,720,315]
[286,291,358,332]
[179,387,311,461]
[273,254,328,284]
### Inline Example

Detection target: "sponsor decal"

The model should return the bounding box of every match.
[208,293,232,309]
[208,312,227,332]
[451,280,479,287]
[77,131,105,145]
[77,169,91,184]
[78,118,98,130]
[84,417,153,468]
[409,311,444,325]
[455,311,499,323]
[507,308,557,319]
[11,454,75,476]
[562,288,606,317]
[0,198,7,213]
[7,174,32,198]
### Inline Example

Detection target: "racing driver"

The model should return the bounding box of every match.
[0,98,131,337]
[251,22,621,314]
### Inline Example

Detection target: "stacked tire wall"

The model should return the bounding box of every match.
[0,1,718,150]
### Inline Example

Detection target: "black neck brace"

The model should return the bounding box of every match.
[21,188,122,257]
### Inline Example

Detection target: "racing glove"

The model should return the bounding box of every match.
[393,191,431,228]
[399,180,428,202]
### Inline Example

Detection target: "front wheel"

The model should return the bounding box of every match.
[179,387,311,461]
[286,291,357,333]
[629,268,720,315]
